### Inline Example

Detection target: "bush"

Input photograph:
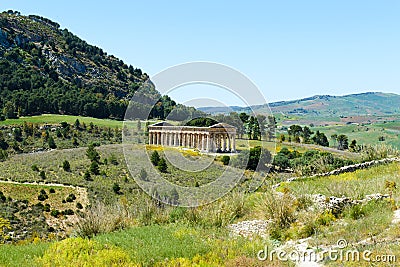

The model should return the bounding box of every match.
[76,202,83,209]
[75,202,128,238]
[258,191,296,230]
[38,192,48,201]
[49,188,56,193]
[39,170,46,179]
[62,160,71,172]
[150,150,160,166]
[232,146,272,171]
[84,170,92,181]
[43,204,51,212]
[221,155,230,165]
[66,193,76,202]
[108,154,119,165]
[157,157,168,173]
[112,183,121,194]
[31,164,39,172]
[89,161,100,175]
[63,209,75,216]
[37,237,132,266]
[50,209,61,217]
[138,168,148,181]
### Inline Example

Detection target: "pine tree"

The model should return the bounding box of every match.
[150,150,160,166]
[157,157,168,173]
[48,136,57,149]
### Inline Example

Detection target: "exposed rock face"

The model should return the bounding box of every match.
[227,219,272,238]
[0,28,9,47]
[311,193,390,215]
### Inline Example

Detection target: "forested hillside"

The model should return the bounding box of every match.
[0,10,201,120]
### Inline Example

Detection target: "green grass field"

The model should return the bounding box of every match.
[312,122,400,149]
[0,114,125,128]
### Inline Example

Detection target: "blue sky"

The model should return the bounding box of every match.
[1,1,399,107]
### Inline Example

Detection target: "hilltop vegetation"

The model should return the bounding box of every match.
[0,10,202,121]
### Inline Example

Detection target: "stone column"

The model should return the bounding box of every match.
[222,134,226,151]
[206,134,210,152]
[232,134,236,152]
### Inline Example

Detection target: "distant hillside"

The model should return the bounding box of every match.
[0,10,202,120]
[199,92,400,118]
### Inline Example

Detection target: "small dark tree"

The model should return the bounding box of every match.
[48,136,57,149]
[138,168,148,181]
[273,154,290,170]
[84,170,92,181]
[112,183,121,194]
[74,119,81,130]
[31,164,39,172]
[349,140,357,151]
[157,157,168,173]
[86,144,100,163]
[62,160,71,172]
[221,155,230,165]
[337,134,349,150]
[150,151,160,166]
[89,161,100,175]
[39,170,46,179]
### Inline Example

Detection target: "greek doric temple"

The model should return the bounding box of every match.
[148,122,236,153]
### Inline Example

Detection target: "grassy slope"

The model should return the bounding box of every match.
[0,114,124,128]
[279,162,400,199]
[312,122,400,149]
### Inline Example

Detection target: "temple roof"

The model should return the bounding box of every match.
[209,123,235,128]
[150,121,174,127]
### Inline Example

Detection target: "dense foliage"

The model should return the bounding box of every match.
[0,11,200,121]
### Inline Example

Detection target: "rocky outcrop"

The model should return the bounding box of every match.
[228,219,272,238]
[311,193,390,214]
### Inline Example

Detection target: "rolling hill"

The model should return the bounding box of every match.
[199,92,400,119]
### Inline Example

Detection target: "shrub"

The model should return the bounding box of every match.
[86,144,100,163]
[38,191,48,201]
[48,136,57,149]
[50,209,61,217]
[109,154,119,165]
[89,161,100,175]
[112,183,121,194]
[75,202,128,238]
[221,155,230,165]
[84,170,92,181]
[63,209,75,216]
[49,188,56,194]
[31,164,39,172]
[0,191,6,202]
[76,202,83,209]
[62,160,71,172]
[258,191,296,230]
[39,170,46,179]
[157,157,168,173]
[150,150,160,166]
[138,168,148,181]
[37,237,132,266]
[0,149,8,161]
[66,193,76,202]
